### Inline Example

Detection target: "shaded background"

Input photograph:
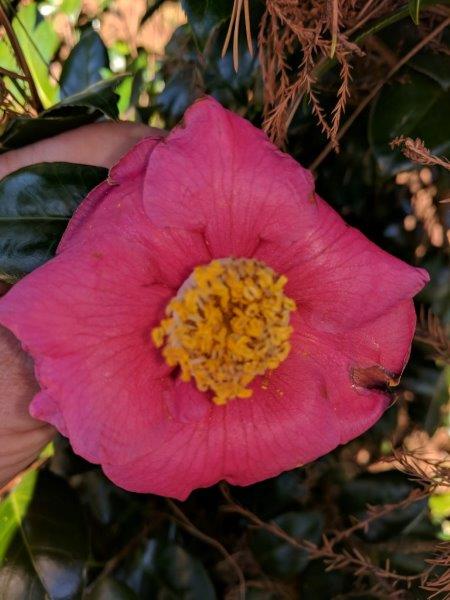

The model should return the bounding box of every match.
[0,0,449,598]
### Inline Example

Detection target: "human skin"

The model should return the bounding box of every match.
[0,120,161,489]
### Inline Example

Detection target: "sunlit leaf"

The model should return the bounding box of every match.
[60,28,109,99]
[0,471,89,599]
[0,76,125,151]
[0,3,60,107]
[0,470,38,564]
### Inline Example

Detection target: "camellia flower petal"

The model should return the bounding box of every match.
[0,97,429,499]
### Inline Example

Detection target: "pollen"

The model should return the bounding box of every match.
[151,258,296,405]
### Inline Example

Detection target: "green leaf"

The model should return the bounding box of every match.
[409,0,422,24]
[0,470,38,564]
[251,512,324,578]
[410,51,450,91]
[0,76,125,152]
[181,0,232,47]
[369,70,450,174]
[85,577,139,599]
[52,75,125,119]
[155,544,216,599]
[0,162,107,274]
[60,28,109,99]
[429,492,450,522]
[59,0,83,20]
[340,472,427,542]
[0,471,89,599]
[354,0,450,44]
[0,3,60,107]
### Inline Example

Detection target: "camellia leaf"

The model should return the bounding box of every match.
[369,70,450,174]
[60,28,109,99]
[410,51,450,91]
[155,544,216,599]
[340,472,427,542]
[0,471,89,599]
[250,512,324,578]
[181,0,232,47]
[0,3,60,108]
[0,76,125,152]
[85,577,139,599]
[0,162,107,274]
[0,470,37,564]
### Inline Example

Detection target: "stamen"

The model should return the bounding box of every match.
[152,258,296,405]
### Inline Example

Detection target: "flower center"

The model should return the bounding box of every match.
[151,258,296,405]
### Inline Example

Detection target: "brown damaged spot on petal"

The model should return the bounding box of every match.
[308,191,318,204]
[351,365,400,391]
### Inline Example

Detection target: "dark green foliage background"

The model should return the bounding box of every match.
[0,1,449,598]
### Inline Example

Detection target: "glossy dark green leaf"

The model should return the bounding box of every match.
[60,28,109,99]
[0,471,89,600]
[0,162,107,274]
[0,76,124,152]
[409,0,422,24]
[300,559,346,599]
[410,51,450,91]
[155,544,216,599]
[353,0,450,44]
[340,472,427,542]
[84,577,138,599]
[181,0,231,47]
[251,512,324,578]
[369,70,450,174]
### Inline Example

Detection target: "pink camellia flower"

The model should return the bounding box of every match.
[0,97,428,499]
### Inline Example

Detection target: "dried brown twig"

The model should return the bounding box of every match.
[382,448,450,489]
[220,483,422,595]
[415,307,450,365]
[255,1,450,152]
[166,499,247,600]
[309,15,450,170]
[421,542,450,599]
[222,0,253,72]
[0,2,41,113]
[391,137,450,171]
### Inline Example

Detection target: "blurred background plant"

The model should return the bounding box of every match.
[0,0,449,598]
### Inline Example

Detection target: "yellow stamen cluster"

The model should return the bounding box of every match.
[151,258,296,405]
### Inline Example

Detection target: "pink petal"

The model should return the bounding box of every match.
[103,352,341,497]
[58,138,212,290]
[255,195,428,332]
[58,136,161,253]
[104,298,416,498]
[0,140,209,464]
[0,250,174,464]
[292,300,417,443]
[143,97,315,257]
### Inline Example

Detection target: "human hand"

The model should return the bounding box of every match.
[0,120,162,489]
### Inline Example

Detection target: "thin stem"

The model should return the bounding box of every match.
[0,1,41,111]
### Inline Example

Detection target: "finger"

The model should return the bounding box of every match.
[0,121,165,180]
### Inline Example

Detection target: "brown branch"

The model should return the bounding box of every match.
[421,542,450,598]
[415,307,450,365]
[309,15,450,171]
[166,499,246,600]
[391,136,450,171]
[0,2,41,112]
[220,483,421,593]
